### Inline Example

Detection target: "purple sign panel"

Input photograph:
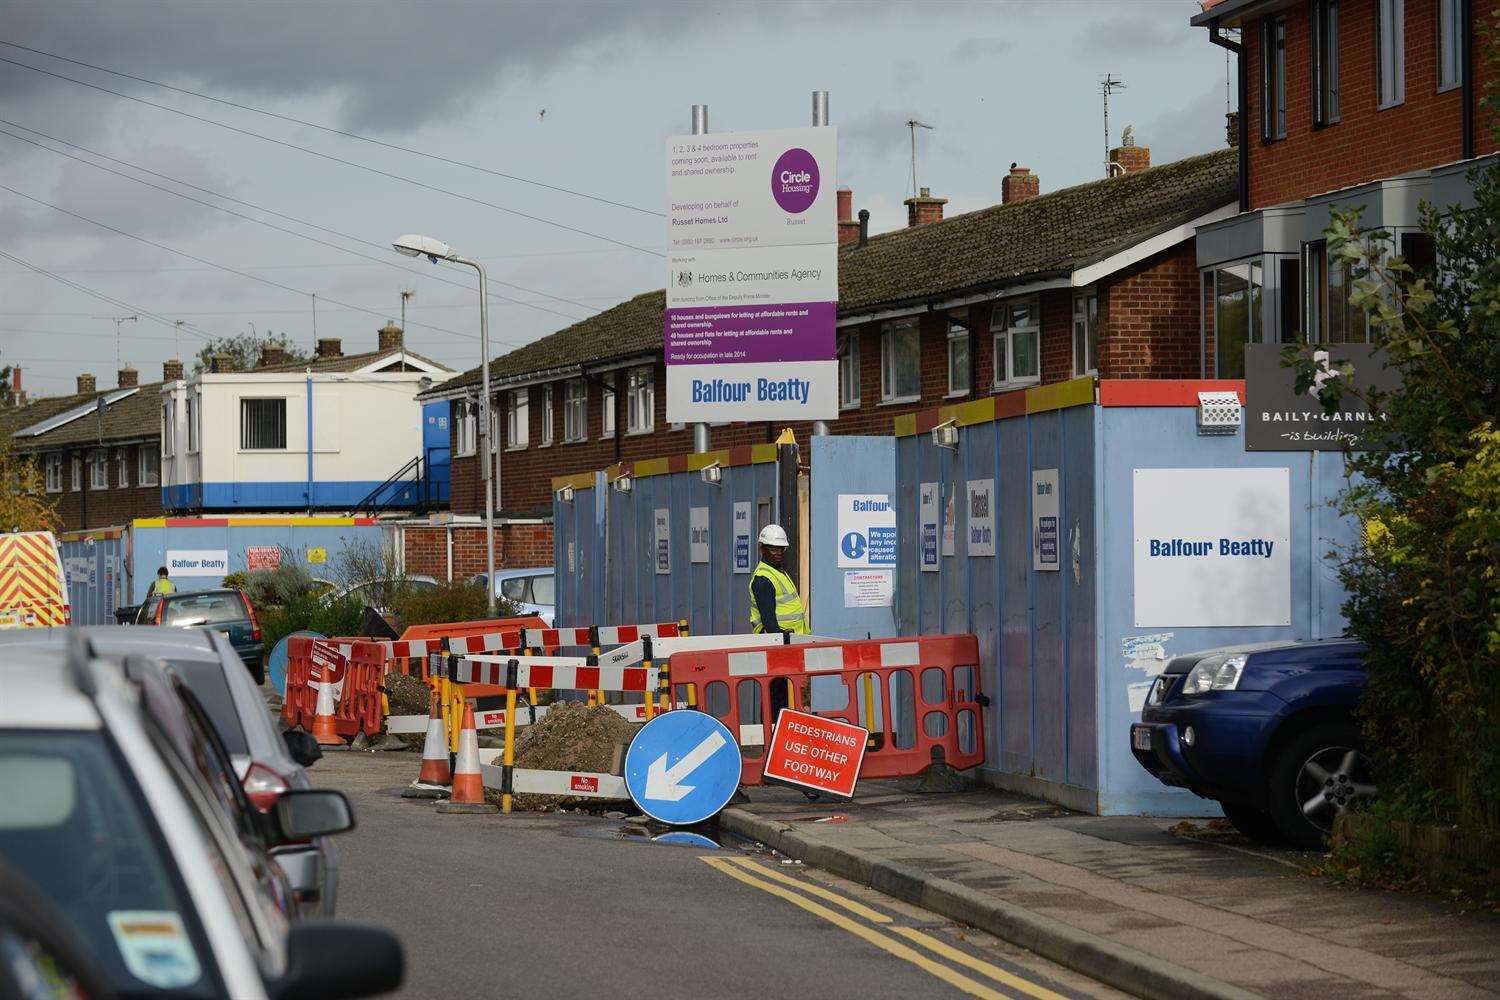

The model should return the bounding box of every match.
[664,302,836,364]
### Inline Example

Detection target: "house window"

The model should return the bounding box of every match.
[601,373,617,438]
[563,379,587,442]
[453,399,476,457]
[70,455,81,492]
[88,449,108,489]
[627,366,655,434]
[1304,241,1369,344]
[540,384,555,446]
[1261,17,1287,140]
[1072,292,1098,376]
[45,454,62,493]
[505,389,529,449]
[946,318,970,396]
[838,333,861,409]
[116,447,129,487]
[1377,0,1405,108]
[880,319,920,401]
[161,401,174,456]
[1312,0,1340,126]
[139,448,159,487]
[992,300,1041,388]
[240,398,287,450]
[1437,0,1461,91]
[1210,261,1264,379]
[186,393,199,453]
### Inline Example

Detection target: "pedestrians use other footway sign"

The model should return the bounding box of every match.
[763,709,867,799]
[625,711,742,825]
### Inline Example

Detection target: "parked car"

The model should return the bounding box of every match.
[322,575,439,613]
[135,587,266,684]
[1130,638,1374,849]
[0,625,340,916]
[0,861,111,999]
[0,529,70,628]
[471,568,554,624]
[0,639,402,998]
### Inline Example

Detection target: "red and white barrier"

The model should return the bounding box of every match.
[454,653,655,693]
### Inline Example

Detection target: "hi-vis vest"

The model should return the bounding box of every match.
[750,562,808,634]
[153,578,177,595]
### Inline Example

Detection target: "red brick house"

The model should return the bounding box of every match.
[1192,0,1497,374]
[421,144,1238,525]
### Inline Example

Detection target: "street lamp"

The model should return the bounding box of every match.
[392,233,497,615]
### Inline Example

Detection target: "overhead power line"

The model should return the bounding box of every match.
[0,53,663,257]
[0,38,663,218]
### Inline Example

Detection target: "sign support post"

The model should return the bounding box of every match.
[690,103,711,457]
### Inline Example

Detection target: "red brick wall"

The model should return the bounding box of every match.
[402,522,554,580]
[1098,242,1204,379]
[31,444,163,531]
[1245,0,1497,211]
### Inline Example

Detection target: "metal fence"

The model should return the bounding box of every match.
[59,527,128,625]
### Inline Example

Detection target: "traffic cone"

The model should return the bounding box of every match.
[436,704,498,814]
[310,680,343,746]
[401,690,451,800]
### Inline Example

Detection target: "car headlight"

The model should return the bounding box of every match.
[1181,654,1248,695]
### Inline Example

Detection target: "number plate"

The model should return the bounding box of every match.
[1131,725,1153,751]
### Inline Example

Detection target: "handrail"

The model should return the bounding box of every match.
[348,455,423,517]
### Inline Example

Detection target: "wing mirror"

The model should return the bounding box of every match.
[272,789,354,841]
[273,921,402,1000]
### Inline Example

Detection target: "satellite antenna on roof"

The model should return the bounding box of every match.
[906,119,934,196]
[1101,75,1126,178]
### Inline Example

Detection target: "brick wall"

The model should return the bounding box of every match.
[402,522,555,580]
[1245,0,1497,211]
[1098,242,1203,379]
[31,443,163,531]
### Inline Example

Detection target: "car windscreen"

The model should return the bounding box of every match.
[162,593,244,627]
[0,731,221,999]
[162,660,249,757]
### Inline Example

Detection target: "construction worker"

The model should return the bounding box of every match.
[749,525,807,636]
[150,566,176,596]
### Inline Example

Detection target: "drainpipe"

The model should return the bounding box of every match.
[1461,0,1475,160]
[305,372,314,515]
[1208,19,1249,213]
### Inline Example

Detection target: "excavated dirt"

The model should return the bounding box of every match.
[483,700,640,812]
[384,671,432,748]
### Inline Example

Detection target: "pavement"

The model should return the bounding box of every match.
[720,781,1500,1000]
[317,751,1128,1000]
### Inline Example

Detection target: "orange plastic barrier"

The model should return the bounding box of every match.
[667,633,985,787]
[389,616,549,681]
[281,636,383,739]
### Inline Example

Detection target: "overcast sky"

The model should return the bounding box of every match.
[0,0,1233,396]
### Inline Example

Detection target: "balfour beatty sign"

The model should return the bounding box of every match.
[763,708,867,798]
[665,125,837,423]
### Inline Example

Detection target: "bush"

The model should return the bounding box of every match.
[260,593,365,654]
[395,581,518,627]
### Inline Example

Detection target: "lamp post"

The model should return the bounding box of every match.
[392,234,496,615]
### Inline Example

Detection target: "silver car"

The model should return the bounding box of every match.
[0,626,340,916]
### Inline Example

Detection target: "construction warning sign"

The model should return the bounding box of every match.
[763,709,867,799]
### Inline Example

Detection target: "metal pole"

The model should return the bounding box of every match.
[691,104,711,455]
[457,254,497,616]
[812,90,831,439]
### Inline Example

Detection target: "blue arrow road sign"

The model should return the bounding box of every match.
[625,711,742,826]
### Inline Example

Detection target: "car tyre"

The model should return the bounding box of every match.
[1217,798,1284,845]
[249,660,266,686]
[1266,721,1376,850]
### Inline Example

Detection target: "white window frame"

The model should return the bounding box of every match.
[991,300,1042,389]
[563,378,587,443]
[1072,291,1099,377]
[505,389,530,450]
[540,384,555,447]
[162,400,175,457]
[453,399,476,457]
[880,319,921,403]
[116,447,129,488]
[1437,0,1461,92]
[626,366,655,435]
[70,454,81,492]
[88,448,108,489]
[946,318,971,398]
[239,397,288,451]
[44,453,62,493]
[837,333,861,410]
[1377,0,1406,109]
[600,373,617,438]
[139,447,159,488]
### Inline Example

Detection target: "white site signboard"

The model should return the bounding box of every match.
[1133,468,1291,627]
[1032,470,1059,571]
[653,508,671,576]
[689,506,710,564]
[836,494,895,569]
[732,501,753,574]
[664,125,838,423]
[166,550,229,577]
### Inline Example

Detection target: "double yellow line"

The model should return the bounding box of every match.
[700,855,1067,1000]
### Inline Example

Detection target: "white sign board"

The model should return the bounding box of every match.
[653,508,671,575]
[919,483,939,573]
[732,501,753,574]
[167,549,229,577]
[966,479,995,557]
[843,570,894,608]
[689,506,710,564]
[665,125,838,423]
[1133,468,1291,627]
[1032,470,1060,571]
[836,494,895,569]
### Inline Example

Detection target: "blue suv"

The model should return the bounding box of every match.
[1131,638,1376,848]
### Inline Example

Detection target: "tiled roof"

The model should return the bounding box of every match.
[248,347,449,374]
[424,149,1237,397]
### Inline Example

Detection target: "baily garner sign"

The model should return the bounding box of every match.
[665,126,838,423]
[1244,344,1401,451]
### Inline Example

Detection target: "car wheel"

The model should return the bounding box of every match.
[1217,799,1284,845]
[250,660,266,686]
[1266,722,1377,849]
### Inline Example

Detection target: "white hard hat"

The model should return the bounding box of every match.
[758,524,789,547]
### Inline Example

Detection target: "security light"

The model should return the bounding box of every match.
[700,462,722,486]
[612,475,633,494]
[557,485,575,503]
[391,234,457,262]
[931,420,959,450]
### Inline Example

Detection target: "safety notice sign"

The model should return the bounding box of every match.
[763,708,867,798]
[836,493,895,569]
[732,501,753,574]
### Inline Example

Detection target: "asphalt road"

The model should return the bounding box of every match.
[317,752,1124,1000]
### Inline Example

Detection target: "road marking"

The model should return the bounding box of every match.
[701,856,1008,1000]
[717,855,892,923]
[888,926,1068,1000]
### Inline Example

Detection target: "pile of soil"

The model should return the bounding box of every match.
[384,671,432,748]
[484,700,640,812]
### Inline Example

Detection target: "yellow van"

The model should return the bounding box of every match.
[0,530,71,628]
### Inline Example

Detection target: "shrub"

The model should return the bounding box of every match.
[260,593,365,654]
[395,581,518,627]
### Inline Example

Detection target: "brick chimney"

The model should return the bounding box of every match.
[259,343,286,368]
[1109,132,1151,175]
[211,353,234,373]
[1002,164,1040,205]
[378,322,404,352]
[76,373,96,395]
[904,186,948,227]
[837,187,860,247]
[163,358,184,382]
[1225,111,1240,148]
[117,365,138,389]
[316,338,342,359]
